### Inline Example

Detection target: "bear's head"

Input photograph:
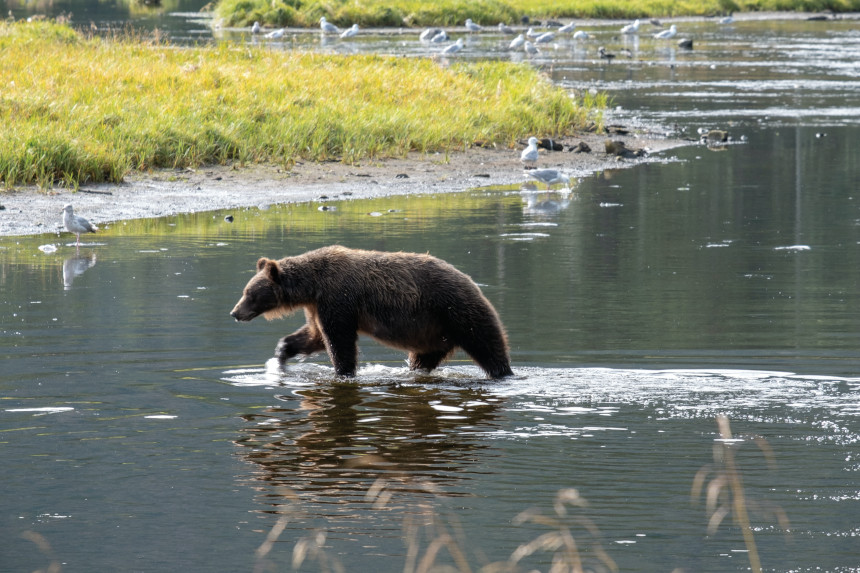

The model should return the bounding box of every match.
[230,258,287,322]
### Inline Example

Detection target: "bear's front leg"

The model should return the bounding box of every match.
[275,324,326,366]
[317,312,360,377]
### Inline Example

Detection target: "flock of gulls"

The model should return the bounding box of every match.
[246,14,730,58]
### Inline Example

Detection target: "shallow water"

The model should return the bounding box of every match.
[2,7,860,573]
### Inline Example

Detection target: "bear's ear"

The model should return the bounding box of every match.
[263,260,280,282]
[256,257,271,272]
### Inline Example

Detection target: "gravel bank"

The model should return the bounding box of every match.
[0,132,690,238]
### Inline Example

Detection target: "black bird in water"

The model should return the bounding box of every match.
[597,46,616,62]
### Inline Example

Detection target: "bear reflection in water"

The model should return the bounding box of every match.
[230,245,514,379]
[235,383,504,502]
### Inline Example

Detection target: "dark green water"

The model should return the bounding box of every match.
[2,12,859,573]
[2,137,859,572]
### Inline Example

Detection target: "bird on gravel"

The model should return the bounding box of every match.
[340,24,359,38]
[654,24,677,39]
[521,137,540,168]
[63,204,97,246]
[319,17,340,34]
[465,19,483,32]
[442,38,464,54]
[621,19,640,34]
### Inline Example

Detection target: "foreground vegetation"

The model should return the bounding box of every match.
[215,0,860,28]
[0,21,600,189]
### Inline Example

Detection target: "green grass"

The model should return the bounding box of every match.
[215,0,860,28]
[0,20,601,189]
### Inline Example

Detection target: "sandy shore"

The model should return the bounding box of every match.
[0,132,691,238]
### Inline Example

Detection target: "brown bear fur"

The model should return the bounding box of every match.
[230,245,513,379]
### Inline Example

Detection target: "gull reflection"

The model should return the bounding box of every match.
[520,189,574,218]
[63,252,97,290]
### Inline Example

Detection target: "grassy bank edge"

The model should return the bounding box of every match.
[0,21,603,190]
[214,0,860,29]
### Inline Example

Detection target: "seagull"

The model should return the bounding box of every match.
[559,21,576,33]
[523,40,539,55]
[719,13,734,24]
[420,27,443,41]
[525,27,540,38]
[598,46,616,61]
[621,19,640,34]
[319,17,340,34]
[265,27,285,39]
[250,21,260,34]
[535,31,554,43]
[524,169,571,188]
[573,30,589,40]
[465,19,482,32]
[441,38,464,54]
[340,23,359,38]
[520,137,539,167]
[498,22,515,34]
[430,30,448,43]
[509,33,525,50]
[63,204,97,246]
[654,24,677,39]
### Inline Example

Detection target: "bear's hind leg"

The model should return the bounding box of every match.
[458,336,514,379]
[408,348,454,373]
[275,324,326,366]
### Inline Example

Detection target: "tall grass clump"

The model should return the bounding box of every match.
[216,0,860,29]
[0,20,595,189]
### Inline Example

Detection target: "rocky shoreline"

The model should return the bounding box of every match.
[0,131,691,238]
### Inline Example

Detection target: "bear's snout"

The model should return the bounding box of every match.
[230,301,257,322]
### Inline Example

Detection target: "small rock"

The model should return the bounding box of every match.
[224,215,234,223]
[605,139,647,158]
[606,125,630,135]
[569,141,591,153]
[395,173,409,179]
[677,38,693,49]
[706,129,729,143]
[537,138,564,151]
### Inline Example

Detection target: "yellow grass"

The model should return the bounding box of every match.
[0,20,601,189]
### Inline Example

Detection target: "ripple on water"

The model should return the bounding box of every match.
[223,363,859,425]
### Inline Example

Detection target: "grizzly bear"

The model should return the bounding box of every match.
[230,245,513,379]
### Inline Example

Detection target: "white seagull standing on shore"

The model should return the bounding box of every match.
[521,137,539,167]
[319,17,340,34]
[524,40,539,55]
[498,22,515,34]
[465,19,482,32]
[620,19,640,34]
[430,30,448,43]
[654,24,677,39]
[442,38,464,54]
[63,204,97,246]
[509,33,525,50]
[265,27,285,39]
[573,30,589,40]
[251,21,261,34]
[559,22,577,34]
[340,23,359,38]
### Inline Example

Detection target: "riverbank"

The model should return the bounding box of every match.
[215,0,859,28]
[0,131,691,238]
